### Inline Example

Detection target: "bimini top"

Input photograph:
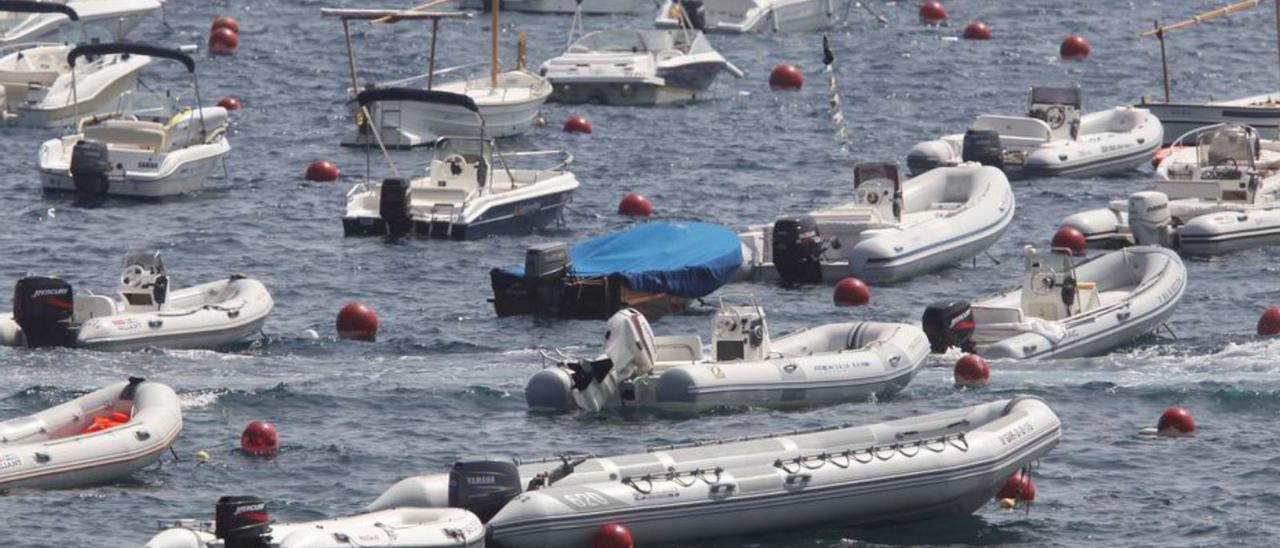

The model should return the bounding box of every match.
[356,87,479,113]
[495,222,743,298]
[68,43,195,72]
[0,0,78,19]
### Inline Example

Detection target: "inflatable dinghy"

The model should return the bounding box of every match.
[922,245,1185,359]
[147,496,485,548]
[526,303,929,412]
[0,378,182,489]
[907,86,1162,179]
[370,397,1061,547]
[738,162,1013,284]
[0,250,273,352]
[1062,124,1280,255]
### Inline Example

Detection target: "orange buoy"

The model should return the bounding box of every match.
[617,193,653,218]
[209,27,239,56]
[1060,35,1090,61]
[919,1,947,25]
[963,21,990,40]
[1157,406,1195,436]
[768,64,803,91]
[833,277,870,307]
[337,301,379,342]
[240,420,279,456]
[953,354,989,387]
[563,116,592,134]
[217,96,241,111]
[1258,306,1280,336]
[211,16,240,34]
[592,523,634,548]
[1051,226,1087,256]
[304,160,339,182]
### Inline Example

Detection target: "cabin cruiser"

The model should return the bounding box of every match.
[655,0,842,33]
[908,86,1163,179]
[37,43,229,200]
[343,88,579,240]
[0,0,162,47]
[739,162,1014,284]
[541,27,742,106]
[1062,124,1280,255]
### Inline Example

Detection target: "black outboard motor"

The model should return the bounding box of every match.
[680,0,706,30]
[921,299,975,354]
[771,215,826,285]
[378,178,412,237]
[961,128,1004,169]
[525,242,570,315]
[70,139,111,199]
[448,457,523,523]
[214,495,272,548]
[13,276,75,348]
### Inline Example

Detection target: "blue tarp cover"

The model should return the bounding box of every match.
[496,221,742,298]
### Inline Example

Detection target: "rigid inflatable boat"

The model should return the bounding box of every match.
[738,162,1014,285]
[655,0,842,33]
[907,86,1162,179]
[527,303,929,412]
[1061,124,1280,255]
[491,222,743,320]
[1,378,182,489]
[0,250,273,352]
[370,397,1061,547]
[922,245,1185,360]
[147,497,485,548]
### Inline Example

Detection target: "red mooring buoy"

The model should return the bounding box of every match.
[833,277,871,307]
[1051,226,1087,256]
[240,420,279,456]
[337,302,379,342]
[1060,35,1091,61]
[919,1,947,25]
[998,472,1036,502]
[563,116,592,134]
[208,27,239,56]
[1257,306,1280,336]
[211,16,240,34]
[217,96,241,111]
[963,21,991,40]
[617,193,653,218]
[1157,406,1195,436]
[304,160,339,182]
[768,64,803,91]
[592,523,634,548]
[953,354,990,387]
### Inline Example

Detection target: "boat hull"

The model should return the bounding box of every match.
[344,188,573,240]
[1141,97,1280,146]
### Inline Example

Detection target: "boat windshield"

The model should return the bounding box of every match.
[433,137,494,163]
[107,90,179,123]
[571,30,673,53]
[1197,125,1256,172]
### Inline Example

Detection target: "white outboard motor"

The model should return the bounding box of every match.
[1128,191,1173,247]
[711,305,770,361]
[603,308,657,378]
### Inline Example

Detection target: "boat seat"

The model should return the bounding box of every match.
[409,186,469,206]
[972,115,1051,144]
[84,120,167,152]
[0,416,47,444]
[972,305,1023,325]
[653,335,703,362]
[73,294,117,322]
[1075,281,1102,313]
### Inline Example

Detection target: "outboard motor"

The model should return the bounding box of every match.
[679,0,706,30]
[448,457,523,523]
[1128,191,1173,247]
[70,139,111,200]
[525,242,570,315]
[961,128,1004,169]
[378,178,412,237]
[771,215,826,285]
[214,495,272,548]
[603,308,657,378]
[921,299,975,353]
[13,276,75,348]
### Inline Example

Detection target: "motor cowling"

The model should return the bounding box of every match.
[961,128,1004,169]
[679,0,706,30]
[922,299,975,354]
[1128,191,1173,247]
[448,457,523,523]
[13,276,74,348]
[70,139,111,199]
[379,178,412,237]
[771,215,826,285]
[214,495,272,548]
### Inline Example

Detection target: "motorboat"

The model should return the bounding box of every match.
[655,0,842,33]
[738,162,1014,285]
[342,88,579,240]
[1062,124,1280,255]
[37,43,230,200]
[540,27,743,106]
[907,86,1163,179]
[0,250,273,352]
[460,0,650,14]
[0,0,162,47]
[369,397,1061,547]
[526,303,930,412]
[147,498,484,548]
[490,221,743,320]
[922,245,1185,360]
[0,378,182,489]
[323,7,550,148]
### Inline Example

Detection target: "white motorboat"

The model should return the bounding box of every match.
[1062,124,1280,255]
[461,0,650,14]
[147,498,485,548]
[0,34,150,127]
[540,28,743,106]
[370,397,1061,547]
[323,7,550,149]
[1141,93,1280,145]
[0,250,273,352]
[342,88,580,240]
[738,162,1014,285]
[655,0,841,33]
[37,43,230,200]
[0,0,162,47]
[0,378,182,489]
[526,303,930,412]
[907,86,1163,179]
[922,245,1185,360]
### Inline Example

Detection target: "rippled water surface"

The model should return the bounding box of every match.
[2,1,1280,546]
